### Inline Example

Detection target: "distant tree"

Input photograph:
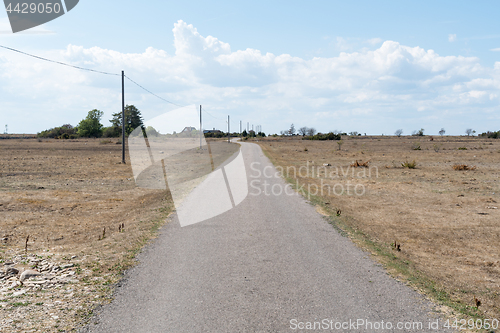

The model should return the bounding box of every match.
[110,105,144,136]
[298,126,308,136]
[306,127,317,136]
[77,109,104,137]
[349,131,359,136]
[394,129,403,137]
[439,128,446,136]
[288,124,296,136]
[412,128,424,136]
[145,126,160,137]
[465,128,475,136]
[242,129,248,137]
[332,129,342,135]
[38,124,77,139]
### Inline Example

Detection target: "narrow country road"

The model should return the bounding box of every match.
[81,142,449,333]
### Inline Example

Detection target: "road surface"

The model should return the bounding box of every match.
[81,142,449,332]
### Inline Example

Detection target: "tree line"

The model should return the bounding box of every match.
[37,105,144,139]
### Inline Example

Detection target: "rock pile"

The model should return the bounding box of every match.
[0,253,92,332]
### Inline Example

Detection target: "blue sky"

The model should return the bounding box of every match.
[1,0,499,135]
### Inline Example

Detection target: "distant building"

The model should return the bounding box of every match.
[181,126,196,133]
[203,128,222,134]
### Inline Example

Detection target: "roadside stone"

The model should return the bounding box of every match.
[20,269,41,282]
[6,267,19,275]
[60,263,74,269]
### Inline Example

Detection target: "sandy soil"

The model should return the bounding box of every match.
[258,135,500,320]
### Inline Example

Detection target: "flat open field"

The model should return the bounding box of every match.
[0,138,173,332]
[0,136,239,332]
[258,135,500,320]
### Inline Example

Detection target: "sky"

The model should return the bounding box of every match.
[0,0,499,135]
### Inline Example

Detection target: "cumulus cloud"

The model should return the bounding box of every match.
[491,47,500,52]
[448,34,457,42]
[0,20,499,134]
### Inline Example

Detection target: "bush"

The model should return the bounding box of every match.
[480,131,500,139]
[401,160,417,169]
[303,132,341,141]
[37,124,76,138]
[102,126,121,138]
[453,164,476,171]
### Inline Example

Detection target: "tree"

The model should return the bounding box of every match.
[77,109,104,137]
[306,127,317,136]
[288,123,296,136]
[465,128,475,136]
[333,129,342,135]
[349,131,359,136]
[242,129,248,137]
[394,129,403,137]
[298,126,308,136]
[412,128,424,136]
[110,105,144,136]
[145,126,160,137]
[439,128,446,136]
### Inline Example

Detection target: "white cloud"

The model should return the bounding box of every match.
[491,48,500,52]
[366,38,383,45]
[0,20,499,135]
[0,17,55,34]
[448,34,457,42]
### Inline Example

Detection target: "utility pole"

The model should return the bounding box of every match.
[199,105,202,149]
[247,122,249,132]
[239,120,242,138]
[227,115,230,143]
[122,70,125,164]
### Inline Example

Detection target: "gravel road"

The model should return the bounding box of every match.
[81,142,450,332]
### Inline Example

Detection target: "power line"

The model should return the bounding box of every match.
[0,45,120,76]
[0,44,187,107]
[202,108,223,120]
[124,75,185,107]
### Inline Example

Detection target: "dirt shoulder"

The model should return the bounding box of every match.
[257,135,500,321]
[0,138,173,332]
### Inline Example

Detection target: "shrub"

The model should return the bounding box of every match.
[303,132,341,141]
[458,147,467,150]
[480,131,500,139]
[102,126,121,138]
[37,124,76,138]
[401,160,417,169]
[411,142,421,150]
[452,164,476,171]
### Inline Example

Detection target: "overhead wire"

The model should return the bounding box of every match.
[124,75,185,107]
[0,45,120,76]
[0,44,186,107]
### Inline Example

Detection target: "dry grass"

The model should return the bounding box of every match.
[453,164,477,171]
[401,159,417,169]
[0,138,174,330]
[257,135,500,320]
[350,160,370,167]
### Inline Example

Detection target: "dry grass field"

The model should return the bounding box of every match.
[0,136,240,332]
[0,138,173,332]
[258,135,500,321]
